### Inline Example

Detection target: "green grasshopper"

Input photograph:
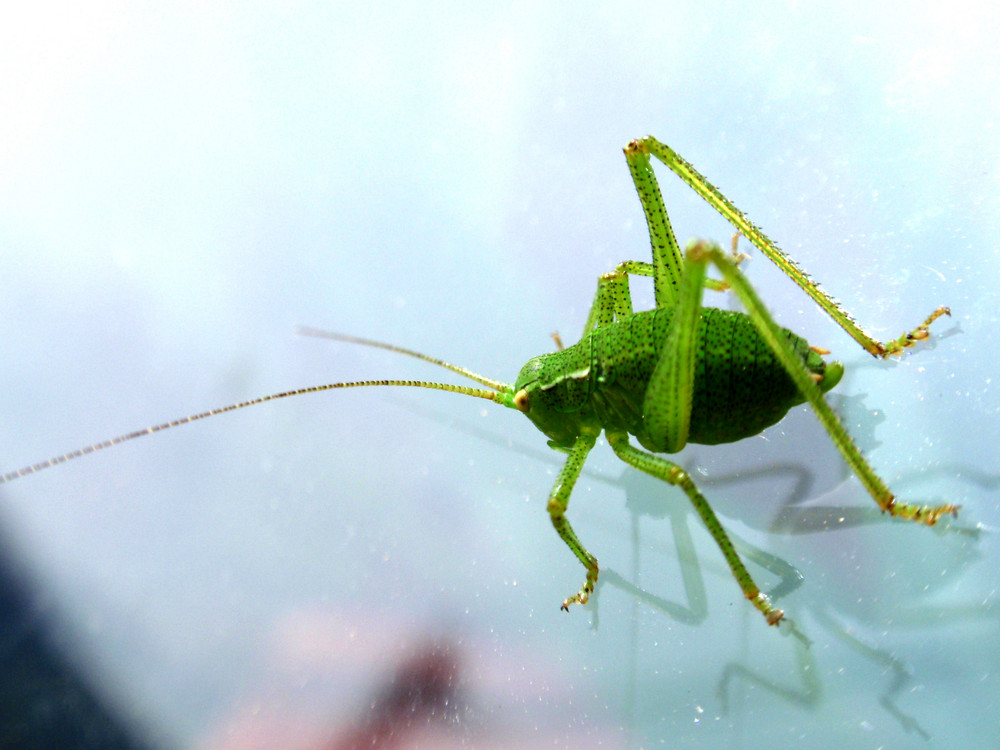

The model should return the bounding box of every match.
[1,136,955,626]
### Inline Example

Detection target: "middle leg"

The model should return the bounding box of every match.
[606,429,784,626]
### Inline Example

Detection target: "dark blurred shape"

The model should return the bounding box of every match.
[0,530,150,750]
[327,640,462,750]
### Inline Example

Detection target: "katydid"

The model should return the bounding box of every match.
[1,136,955,627]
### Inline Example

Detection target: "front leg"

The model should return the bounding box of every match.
[545,433,600,609]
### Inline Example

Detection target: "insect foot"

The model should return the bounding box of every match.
[560,558,599,611]
[883,494,961,526]
[746,588,783,627]
[880,306,951,357]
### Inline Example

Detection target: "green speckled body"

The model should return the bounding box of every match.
[514,307,831,454]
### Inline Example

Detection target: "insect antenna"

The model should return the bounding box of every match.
[1,332,516,484]
[296,327,511,391]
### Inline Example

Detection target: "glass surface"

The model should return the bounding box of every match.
[1,2,997,747]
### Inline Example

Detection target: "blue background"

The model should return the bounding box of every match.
[1,2,997,747]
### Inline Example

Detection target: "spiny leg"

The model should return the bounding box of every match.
[623,141,684,309]
[686,239,959,525]
[626,136,950,358]
[581,253,739,342]
[639,232,760,454]
[606,429,784,626]
[585,146,756,338]
[546,433,601,609]
[641,231,708,454]
[700,233,750,293]
[581,260,650,337]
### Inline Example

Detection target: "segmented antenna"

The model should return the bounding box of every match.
[1,332,516,484]
[296,327,510,392]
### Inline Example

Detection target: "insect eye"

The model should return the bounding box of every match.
[514,389,530,412]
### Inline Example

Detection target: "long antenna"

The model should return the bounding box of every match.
[296,327,511,392]
[1,333,517,484]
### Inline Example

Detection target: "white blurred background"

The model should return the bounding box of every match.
[1,2,997,748]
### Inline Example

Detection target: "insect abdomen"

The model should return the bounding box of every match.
[591,307,821,448]
[687,307,812,445]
